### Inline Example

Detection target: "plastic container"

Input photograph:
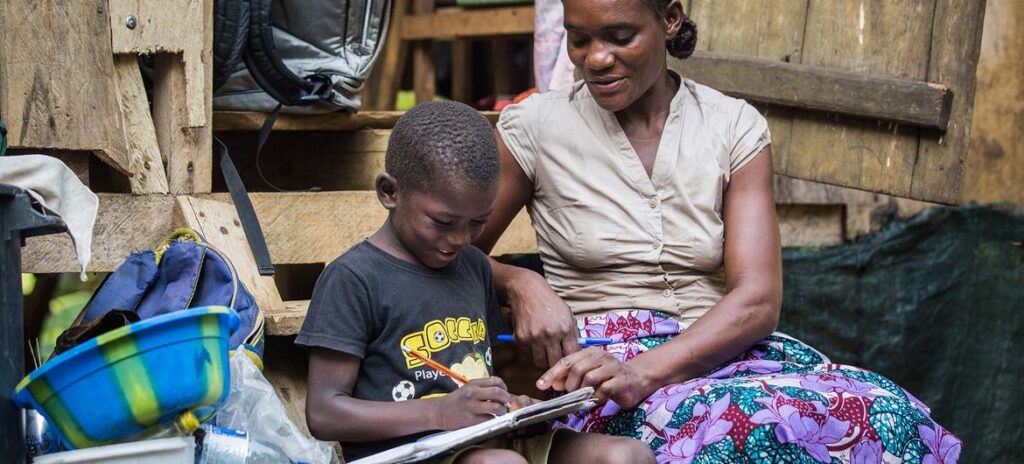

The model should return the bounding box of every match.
[32,437,196,464]
[12,306,240,449]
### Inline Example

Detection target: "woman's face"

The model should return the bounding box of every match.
[563,0,677,112]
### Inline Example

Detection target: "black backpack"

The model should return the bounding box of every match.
[212,0,392,113]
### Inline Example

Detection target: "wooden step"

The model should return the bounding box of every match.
[267,300,310,336]
[213,111,500,132]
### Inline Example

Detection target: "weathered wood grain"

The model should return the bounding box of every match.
[108,0,206,128]
[112,55,169,193]
[173,196,284,314]
[0,0,133,176]
[21,192,538,273]
[371,0,410,111]
[412,0,437,104]
[22,194,177,274]
[913,0,988,203]
[963,0,1024,207]
[670,52,951,130]
[149,0,213,194]
[399,5,534,40]
[785,0,935,199]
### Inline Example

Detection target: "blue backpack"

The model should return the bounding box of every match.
[76,228,265,363]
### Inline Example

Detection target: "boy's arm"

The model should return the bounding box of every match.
[306,348,517,442]
[306,347,442,442]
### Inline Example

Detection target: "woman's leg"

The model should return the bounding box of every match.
[452,448,527,464]
[558,311,961,463]
[548,432,655,464]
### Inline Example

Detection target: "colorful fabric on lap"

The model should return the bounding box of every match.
[556,310,961,463]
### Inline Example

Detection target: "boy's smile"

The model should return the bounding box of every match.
[374,180,497,269]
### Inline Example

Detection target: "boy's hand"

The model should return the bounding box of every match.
[506,395,539,412]
[435,377,515,430]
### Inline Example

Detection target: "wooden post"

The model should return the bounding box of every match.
[412,0,436,104]
[372,0,410,110]
[452,39,472,103]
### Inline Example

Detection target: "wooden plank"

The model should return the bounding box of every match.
[784,0,935,199]
[108,0,206,127]
[20,192,537,273]
[112,55,169,193]
[267,300,309,336]
[452,39,472,103]
[22,194,177,274]
[687,0,808,177]
[150,0,213,194]
[154,52,213,194]
[173,196,284,314]
[399,5,535,40]
[963,0,1024,206]
[777,205,843,248]
[215,130,390,191]
[491,39,514,96]
[913,0,988,203]
[412,0,437,104]
[372,0,410,110]
[213,111,500,131]
[0,0,133,177]
[670,52,951,130]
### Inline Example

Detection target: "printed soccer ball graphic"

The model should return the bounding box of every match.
[392,380,416,401]
[485,347,492,366]
[432,330,446,343]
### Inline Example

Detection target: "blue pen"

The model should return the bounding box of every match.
[497,334,614,346]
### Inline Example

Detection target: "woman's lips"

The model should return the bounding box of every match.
[589,77,626,94]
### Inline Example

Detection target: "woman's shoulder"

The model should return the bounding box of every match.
[681,77,759,119]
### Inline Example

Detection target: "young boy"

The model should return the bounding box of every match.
[297,102,654,464]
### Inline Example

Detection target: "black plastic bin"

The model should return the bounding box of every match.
[0,185,66,464]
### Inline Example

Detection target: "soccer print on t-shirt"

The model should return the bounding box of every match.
[395,316,492,398]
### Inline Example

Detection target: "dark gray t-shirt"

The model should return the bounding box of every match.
[295,240,504,461]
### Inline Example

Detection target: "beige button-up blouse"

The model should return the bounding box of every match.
[497,75,771,325]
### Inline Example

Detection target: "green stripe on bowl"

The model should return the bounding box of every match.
[99,333,160,427]
[27,379,94,448]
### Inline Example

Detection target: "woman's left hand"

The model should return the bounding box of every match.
[535,348,656,409]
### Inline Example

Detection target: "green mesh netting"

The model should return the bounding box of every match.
[779,204,1024,463]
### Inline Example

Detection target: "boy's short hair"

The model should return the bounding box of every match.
[385,101,499,194]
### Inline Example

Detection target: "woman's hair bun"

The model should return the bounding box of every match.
[667,15,697,59]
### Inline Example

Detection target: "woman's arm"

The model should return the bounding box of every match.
[305,348,514,441]
[537,147,782,406]
[474,129,580,368]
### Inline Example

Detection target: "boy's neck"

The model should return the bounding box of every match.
[367,220,421,266]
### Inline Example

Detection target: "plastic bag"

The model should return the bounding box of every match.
[215,351,338,464]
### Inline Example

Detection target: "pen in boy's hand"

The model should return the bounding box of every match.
[401,345,469,385]
[496,334,614,347]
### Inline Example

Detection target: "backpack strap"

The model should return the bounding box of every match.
[243,0,333,107]
[216,137,276,276]
[212,0,251,91]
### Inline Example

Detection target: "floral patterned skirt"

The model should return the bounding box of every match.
[554,310,961,464]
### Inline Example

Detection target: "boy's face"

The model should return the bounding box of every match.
[384,180,497,269]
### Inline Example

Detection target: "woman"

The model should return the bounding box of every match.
[475,0,961,462]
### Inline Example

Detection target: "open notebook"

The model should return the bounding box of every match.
[349,387,595,464]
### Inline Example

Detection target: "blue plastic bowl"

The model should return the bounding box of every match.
[13,306,239,449]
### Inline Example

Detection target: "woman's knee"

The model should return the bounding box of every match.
[590,436,656,464]
[453,448,527,464]
[549,431,655,464]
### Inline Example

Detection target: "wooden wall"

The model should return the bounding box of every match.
[963,0,1024,207]
[677,0,987,205]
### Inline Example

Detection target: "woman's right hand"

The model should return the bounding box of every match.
[507,270,580,368]
[434,377,515,430]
